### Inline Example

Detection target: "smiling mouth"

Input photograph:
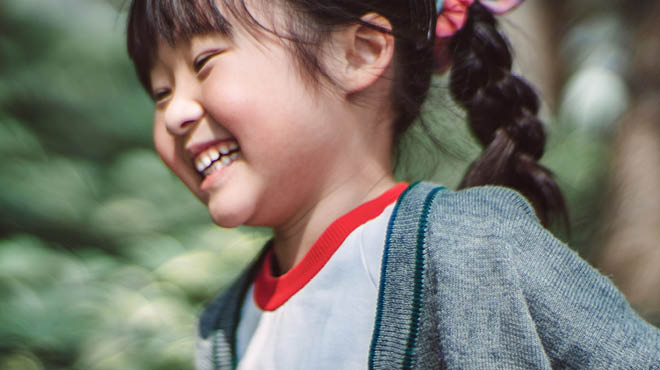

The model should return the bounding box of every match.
[194,140,240,178]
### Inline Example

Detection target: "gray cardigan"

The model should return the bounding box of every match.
[196,182,660,369]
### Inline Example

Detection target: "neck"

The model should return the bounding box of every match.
[269,81,396,275]
[271,167,396,274]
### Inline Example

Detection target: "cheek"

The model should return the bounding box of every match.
[202,80,253,125]
[153,120,177,168]
[200,54,296,125]
[153,119,206,202]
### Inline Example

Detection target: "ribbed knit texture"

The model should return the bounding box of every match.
[369,182,444,369]
[196,183,660,369]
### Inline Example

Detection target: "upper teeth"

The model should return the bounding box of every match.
[195,140,240,174]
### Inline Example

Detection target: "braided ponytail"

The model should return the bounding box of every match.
[447,2,566,226]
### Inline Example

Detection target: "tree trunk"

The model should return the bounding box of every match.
[596,1,660,321]
[501,0,561,112]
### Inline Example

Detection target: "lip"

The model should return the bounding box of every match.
[185,137,236,160]
[200,157,237,192]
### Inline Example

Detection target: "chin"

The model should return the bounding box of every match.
[206,194,255,229]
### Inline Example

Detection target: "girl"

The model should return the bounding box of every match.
[126,0,660,368]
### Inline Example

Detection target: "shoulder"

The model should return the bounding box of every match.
[433,184,536,223]
[401,182,538,220]
[401,182,542,247]
[398,183,565,280]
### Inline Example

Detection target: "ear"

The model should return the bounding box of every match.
[334,13,395,94]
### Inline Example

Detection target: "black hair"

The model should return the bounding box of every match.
[448,2,566,226]
[126,0,566,226]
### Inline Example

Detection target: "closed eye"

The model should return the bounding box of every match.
[152,88,171,103]
[193,49,224,73]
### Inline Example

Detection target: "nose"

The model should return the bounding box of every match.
[164,94,204,136]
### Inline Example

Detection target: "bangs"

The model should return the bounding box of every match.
[127,0,232,93]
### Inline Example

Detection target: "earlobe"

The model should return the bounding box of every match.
[341,13,394,94]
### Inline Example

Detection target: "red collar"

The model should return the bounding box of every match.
[254,183,408,311]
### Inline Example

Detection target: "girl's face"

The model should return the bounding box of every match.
[149,14,360,229]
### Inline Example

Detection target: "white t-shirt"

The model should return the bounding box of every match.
[235,184,408,370]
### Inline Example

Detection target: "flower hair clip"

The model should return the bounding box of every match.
[435,0,523,38]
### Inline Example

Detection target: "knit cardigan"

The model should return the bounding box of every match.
[196,182,660,369]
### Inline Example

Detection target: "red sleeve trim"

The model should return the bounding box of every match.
[254,183,409,311]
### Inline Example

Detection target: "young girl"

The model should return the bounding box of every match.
[126,0,660,368]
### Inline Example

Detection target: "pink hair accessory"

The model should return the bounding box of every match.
[436,0,524,38]
[479,0,525,14]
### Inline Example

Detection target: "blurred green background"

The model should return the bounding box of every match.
[0,1,268,369]
[1,0,659,369]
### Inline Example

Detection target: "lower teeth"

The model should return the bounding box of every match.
[203,151,239,176]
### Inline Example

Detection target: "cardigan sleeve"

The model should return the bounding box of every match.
[425,186,660,369]
[508,194,660,368]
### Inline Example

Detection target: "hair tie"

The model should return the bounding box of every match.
[435,0,523,38]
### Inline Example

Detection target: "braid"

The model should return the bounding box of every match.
[448,2,566,226]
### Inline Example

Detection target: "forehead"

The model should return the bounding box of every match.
[149,0,231,44]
